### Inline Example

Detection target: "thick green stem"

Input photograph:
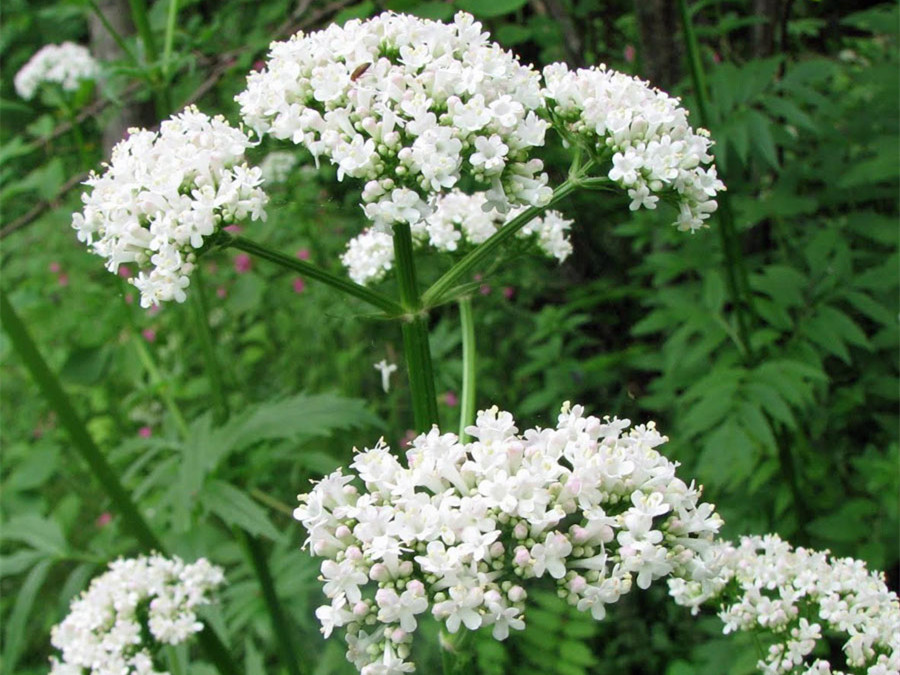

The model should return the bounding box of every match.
[162,0,180,81]
[189,273,229,425]
[229,235,403,316]
[421,178,581,308]
[239,531,305,675]
[392,222,439,431]
[678,0,754,359]
[457,297,477,442]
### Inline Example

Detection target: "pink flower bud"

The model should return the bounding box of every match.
[216,286,227,299]
[142,328,156,343]
[293,277,306,293]
[96,512,113,528]
[479,284,491,295]
[138,426,152,438]
[353,601,369,616]
[569,575,587,593]
[57,273,69,287]
[49,262,61,273]
[444,391,458,407]
[624,45,636,63]
[514,546,531,567]
[502,286,515,300]
[513,522,528,539]
[234,253,252,273]
[296,248,311,260]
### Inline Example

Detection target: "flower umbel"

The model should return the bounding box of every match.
[72,106,268,308]
[543,63,725,231]
[14,42,99,100]
[668,535,900,675]
[49,554,225,675]
[294,402,722,674]
[237,11,551,230]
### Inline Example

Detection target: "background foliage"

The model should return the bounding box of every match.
[1,0,897,673]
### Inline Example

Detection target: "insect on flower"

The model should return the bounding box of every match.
[350,62,371,82]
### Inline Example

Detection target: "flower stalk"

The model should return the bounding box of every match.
[421,177,581,308]
[229,234,404,316]
[457,297,477,442]
[393,222,439,431]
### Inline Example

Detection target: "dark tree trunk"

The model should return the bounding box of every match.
[752,0,781,58]
[88,0,154,152]
[633,0,683,88]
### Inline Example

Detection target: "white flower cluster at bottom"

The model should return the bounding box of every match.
[50,554,224,675]
[669,535,900,675]
[295,402,723,674]
[341,190,573,285]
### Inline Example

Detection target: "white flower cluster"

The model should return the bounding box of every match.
[236,12,552,233]
[14,42,99,100]
[542,63,725,231]
[50,554,224,675]
[669,535,900,675]
[258,150,299,184]
[72,106,268,308]
[295,402,723,674]
[341,190,573,285]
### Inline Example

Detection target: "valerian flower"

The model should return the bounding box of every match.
[14,42,99,100]
[294,402,722,674]
[49,555,224,675]
[237,12,552,231]
[72,106,268,308]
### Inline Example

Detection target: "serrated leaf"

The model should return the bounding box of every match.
[818,305,871,349]
[202,480,283,540]
[750,265,808,308]
[760,95,817,132]
[746,109,779,169]
[3,514,68,556]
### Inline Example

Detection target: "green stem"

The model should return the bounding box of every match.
[229,235,404,316]
[162,0,180,81]
[132,336,190,438]
[457,297,477,442]
[392,222,439,431]
[0,291,241,675]
[188,273,229,425]
[678,0,754,360]
[86,0,139,65]
[421,178,581,308]
[440,629,472,675]
[127,0,158,63]
[238,531,305,675]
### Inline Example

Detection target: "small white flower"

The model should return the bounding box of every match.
[373,360,398,393]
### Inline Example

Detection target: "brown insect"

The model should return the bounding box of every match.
[350,62,372,82]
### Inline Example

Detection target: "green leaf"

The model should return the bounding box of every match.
[760,95,818,133]
[4,559,52,672]
[455,0,527,18]
[405,1,455,20]
[807,499,879,543]
[202,479,283,541]
[818,305,871,349]
[750,265,807,308]
[746,109,779,169]
[3,514,68,557]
